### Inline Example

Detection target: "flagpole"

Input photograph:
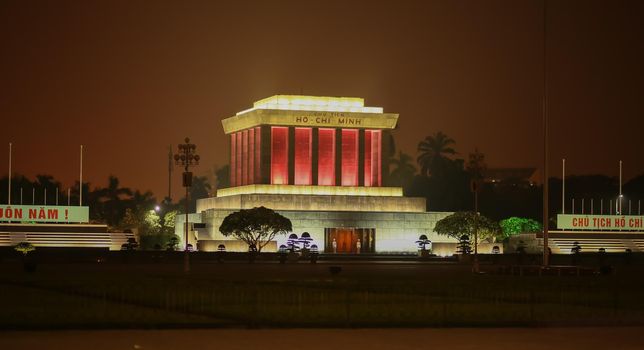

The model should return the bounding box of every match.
[542,0,550,266]
[8,143,12,205]
[80,145,83,206]
[619,160,623,214]
[562,158,565,214]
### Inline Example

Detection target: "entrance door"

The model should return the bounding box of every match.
[325,228,375,253]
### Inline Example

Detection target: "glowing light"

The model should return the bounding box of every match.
[216,184,403,197]
[230,133,237,187]
[254,127,261,183]
[271,126,289,185]
[294,128,312,185]
[364,130,382,187]
[242,129,248,185]
[236,95,384,115]
[341,129,358,186]
[317,128,336,186]
[236,132,242,186]
[248,128,255,185]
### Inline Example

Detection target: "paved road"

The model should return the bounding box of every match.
[2,327,644,350]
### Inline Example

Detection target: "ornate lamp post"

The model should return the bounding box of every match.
[174,137,200,272]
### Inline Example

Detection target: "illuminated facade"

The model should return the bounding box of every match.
[179,95,465,254]
[225,96,390,189]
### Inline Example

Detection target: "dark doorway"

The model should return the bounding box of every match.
[325,228,375,253]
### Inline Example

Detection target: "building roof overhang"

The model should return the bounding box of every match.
[221,95,398,134]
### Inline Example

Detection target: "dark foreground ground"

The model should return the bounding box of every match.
[2,253,644,329]
[3,327,644,350]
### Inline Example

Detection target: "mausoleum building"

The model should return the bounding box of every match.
[179,95,459,254]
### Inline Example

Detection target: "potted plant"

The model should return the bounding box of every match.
[287,233,300,262]
[415,234,432,258]
[299,232,313,259]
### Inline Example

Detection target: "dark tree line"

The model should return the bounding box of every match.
[0,174,211,227]
[385,131,644,226]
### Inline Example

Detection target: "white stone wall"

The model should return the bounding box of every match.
[196,208,455,253]
[197,193,426,213]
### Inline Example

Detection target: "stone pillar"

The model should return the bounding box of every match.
[260,125,271,184]
[312,128,319,185]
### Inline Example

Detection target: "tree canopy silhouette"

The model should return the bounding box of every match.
[434,211,501,243]
[417,131,457,177]
[219,206,292,252]
[387,151,416,188]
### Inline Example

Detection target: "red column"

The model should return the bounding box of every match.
[271,126,289,185]
[317,128,336,186]
[294,127,312,185]
[236,132,242,186]
[374,130,382,186]
[254,127,261,184]
[341,129,359,186]
[364,130,373,187]
[230,133,236,187]
[248,128,255,185]
[364,130,382,187]
[242,130,248,185]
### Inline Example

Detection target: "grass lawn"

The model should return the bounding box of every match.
[2,261,644,329]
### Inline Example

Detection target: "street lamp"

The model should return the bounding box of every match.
[174,137,200,272]
[471,179,481,273]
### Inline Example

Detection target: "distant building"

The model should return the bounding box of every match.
[483,167,538,187]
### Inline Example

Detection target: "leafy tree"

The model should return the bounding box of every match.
[466,148,487,180]
[219,206,292,252]
[121,207,178,250]
[167,236,179,251]
[434,211,501,244]
[97,176,133,226]
[387,151,416,188]
[625,174,644,198]
[417,131,456,177]
[499,217,542,239]
[161,211,177,234]
[407,159,471,212]
[215,164,230,189]
[178,175,212,212]
[129,190,156,213]
[35,174,62,205]
[191,175,211,209]
[142,209,161,234]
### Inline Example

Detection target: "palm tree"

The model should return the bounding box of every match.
[35,174,62,205]
[129,190,156,212]
[417,131,457,176]
[388,151,416,188]
[98,176,133,226]
[214,164,230,189]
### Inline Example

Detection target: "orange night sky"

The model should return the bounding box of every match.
[1,0,643,199]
